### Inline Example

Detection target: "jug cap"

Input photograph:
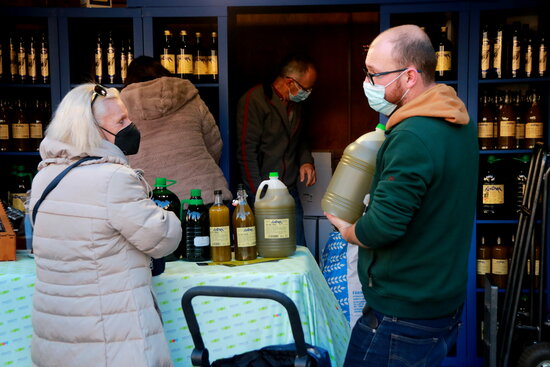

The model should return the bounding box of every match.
[269,172,279,178]
[190,189,202,197]
[376,123,386,131]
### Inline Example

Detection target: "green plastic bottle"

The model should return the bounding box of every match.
[150,177,183,260]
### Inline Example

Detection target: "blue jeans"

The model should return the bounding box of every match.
[343,305,463,367]
[288,186,305,247]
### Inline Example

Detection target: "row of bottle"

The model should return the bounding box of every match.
[1,164,33,214]
[0,98,50,152]
[476,233,541,289]
[94,31,134,85]
[477,89,543,150]
[1,32,50,84]
[160,29,218,83]
[151,173,295,263]
[480,154,530,219]
[480,23,547,79]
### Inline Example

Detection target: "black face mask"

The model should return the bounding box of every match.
[100,123,141,155]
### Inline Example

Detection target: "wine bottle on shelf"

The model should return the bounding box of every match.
[160,29,176,75]
[510,23,522,78]
[177,30,193,80]
[208,31,218,82]
[12,99,30,152]
[492,24,505,79]
[435,26,453,80]
[491,236,509,289]
[17,35,27,84]
[120,39,128,84]
[497,90,516,150]
[480,24,491,79]
[513,91,525,149]
[127,39,134,67]
[524,89,543,149]
[513,155,529,216]
[524,28,534,78]
[95,32,104,84]
[478,89,495,150]
[539,30,547,77]
[27,34,38,84]
[481,155,505,219]
[106,31,116,84]
[29,99,44,151]
[476,235,491,288]
[193,32,208,83]
[9,33,18,83]
[0,101,10,152]
[40,32,49,84]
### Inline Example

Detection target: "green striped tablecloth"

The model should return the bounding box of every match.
[0,247,350,366]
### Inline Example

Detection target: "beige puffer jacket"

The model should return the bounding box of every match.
[121,76,231,204]
[29,137,182,367]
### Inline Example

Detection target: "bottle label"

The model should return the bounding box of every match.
[207,55,218,76]
[499,120,515,137]
[194,55,209,75]
[492,258,508,275]
[515,121,525,140]
[478,122,494,138]
[177,54,194,74]
[540,45,547,76]
[18,51,27,77]
[525,122,543,139]
[40,48,49,79]
[493,34,503,76]
[512,39,521,75]
[264,218,290,239]
[210,226,230,247]
[28,48,37,79]
[30,123,43,139]
[435,50,452,72]
[194,236,210,247]
[482,184,504,204]
[95,49,103,78]
[11,192,27,212]
[160,54,176,74]
[12,123,30,139]
[477,259,491,275]
[525,45,533,77]
[236,226,256,247]
[107,46,115,79]
[0,124,9,140]
[481,35,490,75]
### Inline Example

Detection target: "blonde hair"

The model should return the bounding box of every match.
[45,83,121,153]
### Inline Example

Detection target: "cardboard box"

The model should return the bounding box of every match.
[0,202,16,261]
[298,151,332,216]
[80,0,112,7]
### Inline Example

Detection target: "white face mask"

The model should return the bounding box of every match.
[362,69,409,116]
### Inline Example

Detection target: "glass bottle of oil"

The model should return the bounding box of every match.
[209,189,231,262]
[233,184,257,261]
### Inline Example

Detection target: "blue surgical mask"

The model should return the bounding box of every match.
[289,88,311,103]
[362,70,409,116]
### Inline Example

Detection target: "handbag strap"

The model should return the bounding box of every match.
[32,156,101,225]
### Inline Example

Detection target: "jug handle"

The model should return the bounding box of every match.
[255,182,269,202]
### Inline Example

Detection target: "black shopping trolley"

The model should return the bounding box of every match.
[181,286,332,367]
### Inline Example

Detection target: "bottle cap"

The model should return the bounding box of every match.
[155,177,167,187]
[487,155,497,164]
[190,189,202,197]
[376,123,386,131]
[237,183,244,191]
[269,172,279,178]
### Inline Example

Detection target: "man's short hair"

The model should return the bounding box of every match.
[278,54,315,78]
[391,29,436,84]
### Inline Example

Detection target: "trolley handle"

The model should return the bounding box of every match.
[181,285,310,367]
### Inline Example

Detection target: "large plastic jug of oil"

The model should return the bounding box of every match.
[322,123,386,223]
[254,172,296,257]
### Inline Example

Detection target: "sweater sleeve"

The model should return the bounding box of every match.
[199,98,223,163]
[236,88,264,193]
[355,130,434,248]
[106,167,182,258]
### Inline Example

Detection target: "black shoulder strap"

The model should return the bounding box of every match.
[32,156,101,225]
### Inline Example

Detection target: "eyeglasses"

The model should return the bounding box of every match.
[91,84,108,107]
[285,76,313,93]
[363,67,422,85]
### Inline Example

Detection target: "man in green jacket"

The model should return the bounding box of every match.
[325,24,478,366]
